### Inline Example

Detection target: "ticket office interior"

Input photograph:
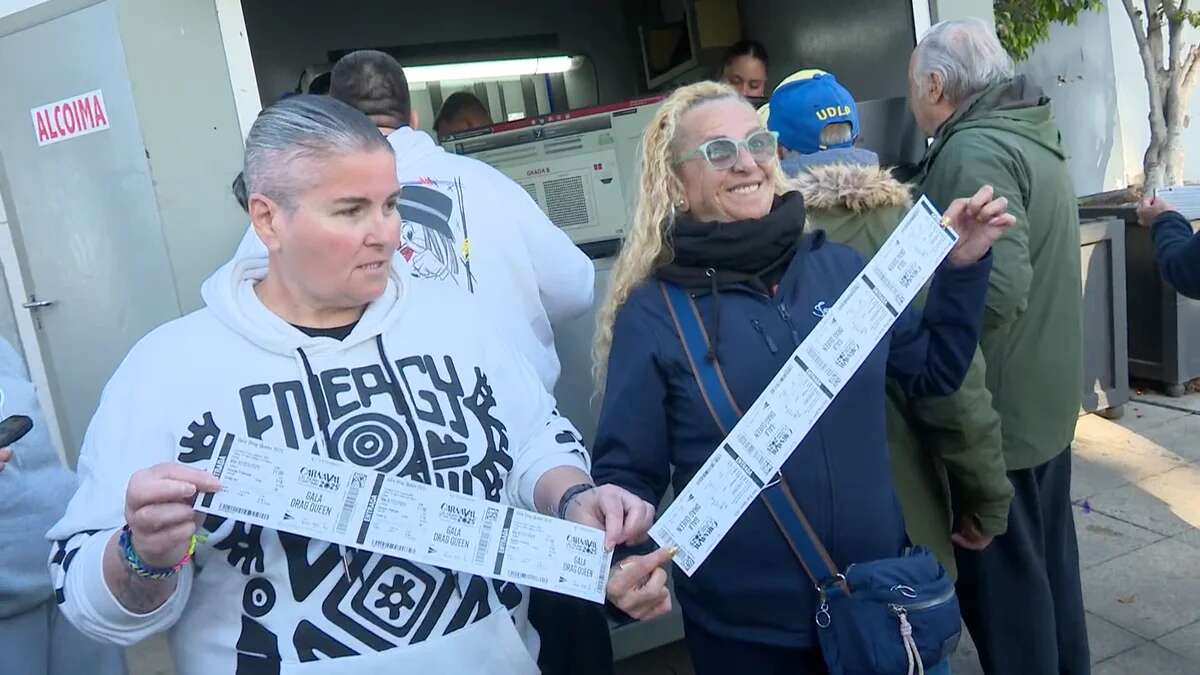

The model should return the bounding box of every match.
[241,0,929,447]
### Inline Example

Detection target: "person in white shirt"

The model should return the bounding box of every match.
[48,94,653,675]
[238,55,592,396]
[328,49,617,675]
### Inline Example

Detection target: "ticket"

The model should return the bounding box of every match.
[189,435,612,602]
[650,196,958,575]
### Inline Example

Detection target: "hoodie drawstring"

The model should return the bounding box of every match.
[372,334,464,596]
[296,347,335,451]
[295,346,359,581]
[293,337,465,597]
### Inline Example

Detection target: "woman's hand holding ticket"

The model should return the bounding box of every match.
[124,463,221,567]
[607,546,676,620]
[563,484,656,550]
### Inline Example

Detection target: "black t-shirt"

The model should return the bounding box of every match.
[292,321,359,341]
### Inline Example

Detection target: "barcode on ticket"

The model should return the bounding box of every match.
[510,570,549,584]
[371,539,417,557]
[474,508,500,567]
[219,503,269,521]
[335,475,365,536]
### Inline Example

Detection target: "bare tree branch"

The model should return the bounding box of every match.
[1126,0,1170,125]
[1184,45,1200,91]
[1168,1,1186,81]
[1125,0,1172,188]
[1148,0,1167,71]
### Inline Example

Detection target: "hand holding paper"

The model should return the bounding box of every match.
[944,185,1016,267]
[564,484,656,550]
[1137,196,1173,227]
[124,463,220,568]
[606,546,675,620]
[185,436,614,602]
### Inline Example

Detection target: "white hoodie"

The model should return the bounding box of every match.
[236,127,595,393]
[47,245,590,674]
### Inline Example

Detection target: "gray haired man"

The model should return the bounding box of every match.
[911,18,1088,675]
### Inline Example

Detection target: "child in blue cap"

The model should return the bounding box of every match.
[761,69,880,176]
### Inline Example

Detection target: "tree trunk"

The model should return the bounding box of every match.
[1163,135,1186,186]
[1144,78,1170,192]
[1161,6,1188,187]
[1145,149,1167,193]
[1162,84,1187,187]
[1125,0,1172,192]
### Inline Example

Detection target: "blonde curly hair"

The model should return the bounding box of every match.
[592,81,793,393]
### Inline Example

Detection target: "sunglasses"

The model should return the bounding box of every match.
[677,130,778,170]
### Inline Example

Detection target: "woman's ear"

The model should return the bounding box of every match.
[249,194,284,253]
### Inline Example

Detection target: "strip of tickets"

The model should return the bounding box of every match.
[649,196,959,575]
[185,437,613,602]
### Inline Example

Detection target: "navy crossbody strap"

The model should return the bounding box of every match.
[658,282,742,434]
[658,279,845,592]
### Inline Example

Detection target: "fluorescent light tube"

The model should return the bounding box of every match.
[404,56,574,83]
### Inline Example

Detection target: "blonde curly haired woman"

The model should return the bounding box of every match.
[594,82,1013,674]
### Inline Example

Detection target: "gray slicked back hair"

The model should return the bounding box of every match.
[233,94,391,211]
[914,18,1014,105]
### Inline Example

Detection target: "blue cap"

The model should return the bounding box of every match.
[765,70,859,155]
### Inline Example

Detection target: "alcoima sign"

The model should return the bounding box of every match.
[30,90,110,147]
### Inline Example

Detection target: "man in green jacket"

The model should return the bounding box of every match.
[766,69,1014,578]
[910,19,1087,675]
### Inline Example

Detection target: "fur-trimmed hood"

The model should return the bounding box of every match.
[791,163,912,213]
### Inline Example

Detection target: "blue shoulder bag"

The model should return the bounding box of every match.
[658,280,961,675]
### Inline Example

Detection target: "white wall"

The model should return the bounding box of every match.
[1104,2,1200,186]
[240,0,641,106]
[1017,4,1200,193]
[0,196,24,359]
[1017,8,1127,196]
[0,0,48,18]
[930,0,994,28]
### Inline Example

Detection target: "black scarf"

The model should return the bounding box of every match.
[658,191,806,293]
[656,191,807,361]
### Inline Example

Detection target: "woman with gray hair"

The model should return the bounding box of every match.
[48,94,652,674]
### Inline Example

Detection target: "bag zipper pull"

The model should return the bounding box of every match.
[816,591,832,628]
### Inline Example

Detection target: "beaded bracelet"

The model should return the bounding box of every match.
[118,525,205,579]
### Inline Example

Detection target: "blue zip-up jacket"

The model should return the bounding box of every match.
[1152,210,1200,299]
[593,232,991,648]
